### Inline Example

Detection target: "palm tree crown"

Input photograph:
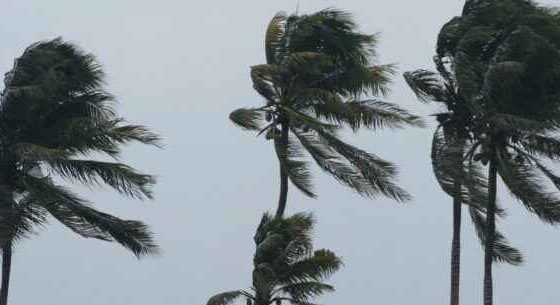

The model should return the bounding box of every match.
[230,9,423,217]
[436,1,560,304]
[0,38,161,256]
[437,0,560,227]
[207,213,341,305]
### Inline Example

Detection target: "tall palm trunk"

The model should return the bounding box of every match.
[275,122,289,219]
[450,181,462,305]
[0,242,12,305]
[483,160,498,305]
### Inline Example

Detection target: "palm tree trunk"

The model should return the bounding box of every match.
[484,160,498,305]
[275,122,289,219]
[0,242,12,305]
[450,181,462,305]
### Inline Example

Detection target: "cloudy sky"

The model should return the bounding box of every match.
[1,0,559,304]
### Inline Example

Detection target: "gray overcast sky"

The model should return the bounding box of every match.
[1,0,560,304]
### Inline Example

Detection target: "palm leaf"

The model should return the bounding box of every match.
[0,190,48,247]
[277,282,334,301]
[404,69,448,103]
[291,128,374,197]
[307,95,424,131]
[469,206,523,265]
[251,64,278,102]
[274,133,315,198]
[207,291,249,305]
[496,149,560,224]
[266,12,287,65]
[23,176,158,257]
[18,149,156,200]
[316,129,410,202]
[280,249,342,284]
[230,108,266,131]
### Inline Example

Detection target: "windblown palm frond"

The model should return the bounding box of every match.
[0,189,47,248]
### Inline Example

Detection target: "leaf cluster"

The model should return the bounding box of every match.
[0,38,161,256]
[230,9,423,201]
[208,213,341,305]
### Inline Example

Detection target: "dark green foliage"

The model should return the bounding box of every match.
[0,38,161,256]
[230,9,422,204]
[439,0,560,120]
[434,2,560,303]
[436,0,560,227]
[207,213,341,305]
[404,68,522,265]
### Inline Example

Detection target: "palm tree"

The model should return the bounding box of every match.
[229,9,423,218]
[404,63,522,305]
[207,213,341,305]
[0,38,161,305]
[436,1,560,304]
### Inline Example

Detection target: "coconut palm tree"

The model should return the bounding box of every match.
[404,63,522,305]
[229,9,423,218]
[207,213,341,305]
[436,1,560,304]
[0,38,160,305]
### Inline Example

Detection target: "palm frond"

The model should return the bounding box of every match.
[207,291,249,305]
[280,249,342,284]
[533,162,560,192]
[40,90,116,125]
[230,108,266,131]
[274,133,315,198]
[469,206,523,265]
[281,52,329,74]
[317,64,395,97]
[32,156,155,199]
[496,149,560,224]
[316,130,410,202]
[271,298,317,305]
[307,96,424,131]
[277,282,334,301]
[291,128,375,197]
[23,176,158,257]
[521,134,560,160]
[41,118,160,157]
[346,100,424,129]
[404,69,448,103]
[266,12,287,65]
[251,65,278,102]
[0,190,48,247]
[102,121,162,148]
[281,106,338,131]
[431,128,466,199]
[286,8,374,67]
[277,237,314,266]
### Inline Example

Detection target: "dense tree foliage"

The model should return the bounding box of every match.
[207,213,341,305]
[0,39,160,305]
[405,65,522,305]
[436,1,560,304]
[230,9,422,217]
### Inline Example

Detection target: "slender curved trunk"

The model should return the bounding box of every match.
[275,122,289,219]
[450,181,462,305]
[0,242,12,305]
[484,160,498,305]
